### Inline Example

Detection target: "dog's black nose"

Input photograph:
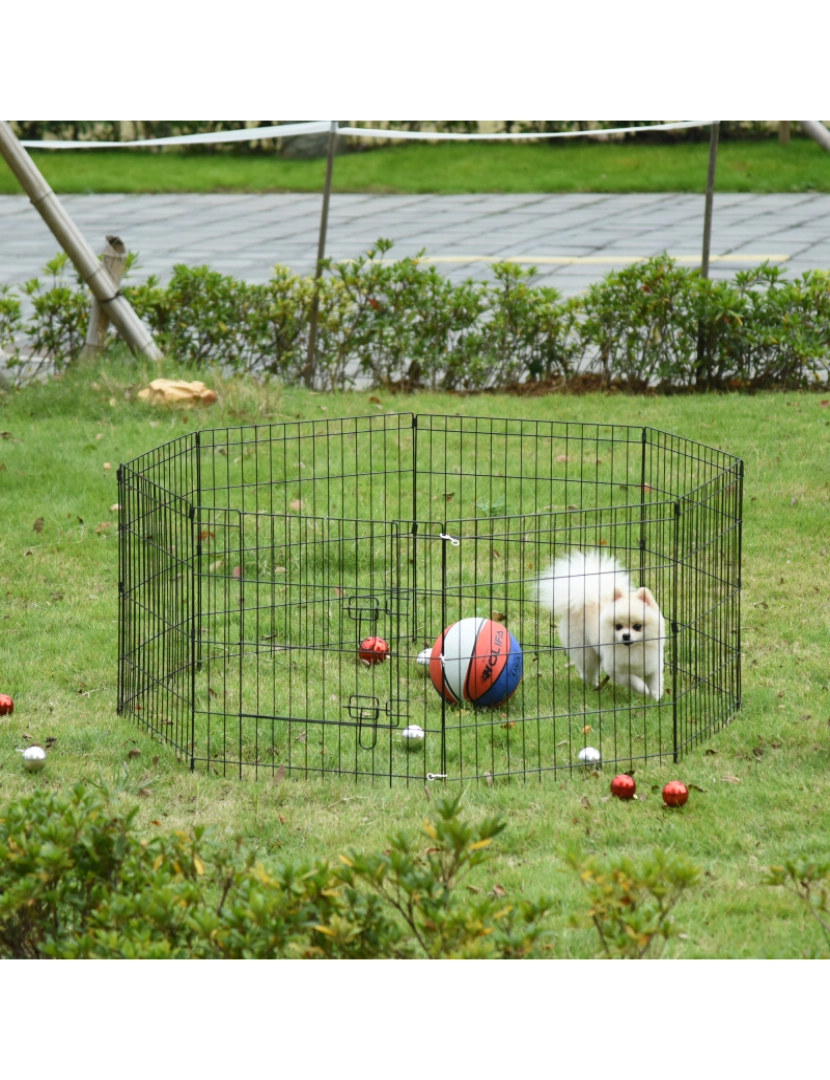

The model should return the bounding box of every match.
[622,632,631,643]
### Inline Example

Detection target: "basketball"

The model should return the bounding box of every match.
[429,617,523,707]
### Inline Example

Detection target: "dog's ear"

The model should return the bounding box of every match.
[613,585,627,601]
[636,586,657,608]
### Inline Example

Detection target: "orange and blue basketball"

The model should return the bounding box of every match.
[429,617,523,707]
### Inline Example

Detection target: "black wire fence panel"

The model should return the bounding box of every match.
[117,414,743,784]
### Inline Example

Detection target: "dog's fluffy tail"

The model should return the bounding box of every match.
[536,549,632,618]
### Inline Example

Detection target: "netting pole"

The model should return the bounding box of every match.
[700,121,720,280]
[303,121,338,388]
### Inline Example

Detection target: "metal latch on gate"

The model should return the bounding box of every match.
[386,588,413,617]
[384,697,409,728]
[347,694,381,751]
[346,595,381,622]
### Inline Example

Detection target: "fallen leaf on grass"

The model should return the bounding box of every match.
[109,503,122,513]
[273,765,286,785]
[491,884,508,898]
[555,454,569,463]
[127,748,141,759]
[687,784,706,793]
[137,787,152,798]
[289,500,303,512]
[580,796,591,808]
[232,566,242,579]
[721,775,741,784]
[199,530,214,541]
[33,518,44,533]
[95,522,112,534]
[582,724,592,734]
[103,463,111,472]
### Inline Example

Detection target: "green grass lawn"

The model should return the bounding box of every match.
[3,138,830,195]
[1,359,829,957]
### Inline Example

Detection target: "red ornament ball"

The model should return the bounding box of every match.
[359,636,389,664]
[662,781,689,807]
[0,694,13,716]
[610,774,636,799]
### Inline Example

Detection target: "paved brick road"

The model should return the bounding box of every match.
[2,191,830,296]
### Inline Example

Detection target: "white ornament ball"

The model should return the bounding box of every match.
[401,724,425,748]
[577,746,601,765]
[416,648,432,667]
[22,745,47,772]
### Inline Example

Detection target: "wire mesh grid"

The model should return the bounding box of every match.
[117,413,743,785]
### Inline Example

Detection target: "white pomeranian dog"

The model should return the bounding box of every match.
[536,550,665,701]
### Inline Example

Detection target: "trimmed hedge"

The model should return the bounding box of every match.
[3,244,829,391]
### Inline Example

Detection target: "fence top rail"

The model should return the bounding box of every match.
[120,413,743,506]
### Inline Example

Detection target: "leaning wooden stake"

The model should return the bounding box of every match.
[700,121,720,280]
[80,236,127,359]
[0,121,162,360]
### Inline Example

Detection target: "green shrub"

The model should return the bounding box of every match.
[564,845,702,958]
[20,253,89,375]
[580,255,698,389]
[339,791,554,958]
[0,285,21,366]
[764,858,830,957]
[0,783,554,959]
[4,246,829,392]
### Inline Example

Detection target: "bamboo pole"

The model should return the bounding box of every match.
[700,121,720,280]
[800,121,830,152]
[0,121,162,360]
[302,121,338,389]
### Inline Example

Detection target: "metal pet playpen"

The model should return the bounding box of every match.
[117,413,743,785]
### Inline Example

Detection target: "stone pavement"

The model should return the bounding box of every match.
[2,191,830,297]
